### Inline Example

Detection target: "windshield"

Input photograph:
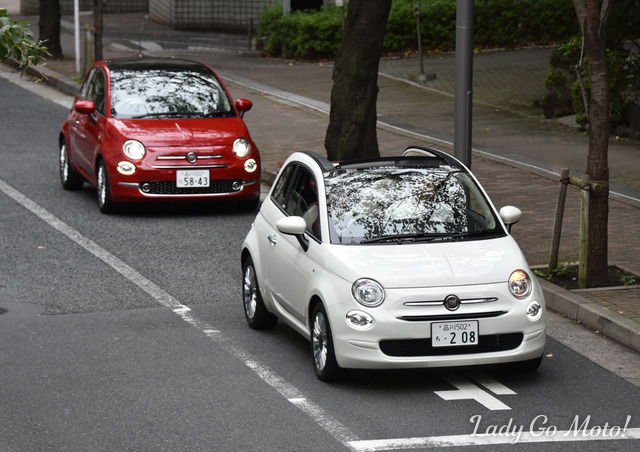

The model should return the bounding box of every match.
[109,68,234,119]
[325,167,503,244]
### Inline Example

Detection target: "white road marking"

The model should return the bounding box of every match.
[435,373,512,410]
[348,428,640,451]
[466,371,517,395]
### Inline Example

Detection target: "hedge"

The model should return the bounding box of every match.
[258,0,580,59]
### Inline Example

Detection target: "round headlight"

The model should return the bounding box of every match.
[351,278,385,307]
[233,138,251,158]
[509,270,532,298]
[122,140,145,160]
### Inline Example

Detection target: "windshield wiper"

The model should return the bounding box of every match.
[361,232,450,244]
[132,111,213,119]
[443,230,504,241]
[360,230,503,244]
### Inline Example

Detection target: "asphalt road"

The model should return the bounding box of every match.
[1,67,639,451]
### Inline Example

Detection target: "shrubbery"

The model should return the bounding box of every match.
[257,0,579,58]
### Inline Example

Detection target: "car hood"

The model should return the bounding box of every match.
[107,118,249,147]
[325,236,529,288]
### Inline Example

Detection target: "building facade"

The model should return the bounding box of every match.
[21,1,328,32]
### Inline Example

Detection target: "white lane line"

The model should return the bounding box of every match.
[348,428,640,451]
[0,178,360,450]
[0,179,183,309]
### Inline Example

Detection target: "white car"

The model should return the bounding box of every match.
[241,148,545,381]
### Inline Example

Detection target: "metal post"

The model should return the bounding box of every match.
[415,4,424,75]
[283,0,291,15]
[579,175,590,288]
[74,0,80,73]
[454,0,474,168]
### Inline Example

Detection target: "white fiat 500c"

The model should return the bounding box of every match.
[241,148,545,381]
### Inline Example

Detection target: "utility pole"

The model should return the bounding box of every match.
[454,0,474,167]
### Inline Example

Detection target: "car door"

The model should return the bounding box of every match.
[69,68,107,181]
[259,163,323,325]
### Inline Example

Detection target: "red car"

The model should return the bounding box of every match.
[59,57,261,213]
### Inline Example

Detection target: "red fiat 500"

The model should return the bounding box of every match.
[59,57,261,213]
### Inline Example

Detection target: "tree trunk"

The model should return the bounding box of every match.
[324,0,392,160]
[573,0,611,287]
[38,0,63,59]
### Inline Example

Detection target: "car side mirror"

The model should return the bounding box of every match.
[499,206,522,233]
[276,216,309,251]
[74,100,96,115]
[235,98,253,118]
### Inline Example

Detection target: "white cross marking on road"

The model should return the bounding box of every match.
[434,373,515,410]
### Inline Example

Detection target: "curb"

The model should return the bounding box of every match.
[539,278,640,353]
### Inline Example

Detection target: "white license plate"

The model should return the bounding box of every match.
[176,170,210,188]
[431,320,479,347]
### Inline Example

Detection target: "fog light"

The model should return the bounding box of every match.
[232,181,242,191]
[346,310,373,330]
[117,161,136,175]
[141,183,151,193]
[244,158,257,173]
[526,300,542,320]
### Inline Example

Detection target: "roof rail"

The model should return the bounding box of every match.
[298,151,336,172]
[402,146,463,167]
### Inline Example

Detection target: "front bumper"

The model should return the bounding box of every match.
[327,283,546,370]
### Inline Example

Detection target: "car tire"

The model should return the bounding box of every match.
[242,257,277,329]
[97,161,116,214]
[513,354,543,372]
[59,139,83,190]
[311,303,343,382]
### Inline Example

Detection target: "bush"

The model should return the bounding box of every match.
[258,0,579,59]
[258,2,342,59]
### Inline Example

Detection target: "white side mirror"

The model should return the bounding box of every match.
[499,206,522,232]
[276,216,307,235]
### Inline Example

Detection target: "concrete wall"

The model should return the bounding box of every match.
[21,0,329,32]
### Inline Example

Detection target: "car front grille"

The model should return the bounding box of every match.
[379,333,524,357]
[142,180,240,195]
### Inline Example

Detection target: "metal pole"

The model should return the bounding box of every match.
[454,0,474,167]
[415,4,424,75]
[74,0,80,73]
[283,0,291,15]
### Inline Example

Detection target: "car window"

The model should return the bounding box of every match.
[272,164,296,209]
[108,68,234,119]
[324,167,502,244]
[79,68,106,116]
[272,164,321,240]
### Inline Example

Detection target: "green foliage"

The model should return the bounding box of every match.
[258,2,342,59]
[0,8,48,75]
[258,0,579,59]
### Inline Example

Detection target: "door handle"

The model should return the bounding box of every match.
[268,234,277,246]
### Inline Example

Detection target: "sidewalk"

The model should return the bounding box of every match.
[5,10,640,353]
